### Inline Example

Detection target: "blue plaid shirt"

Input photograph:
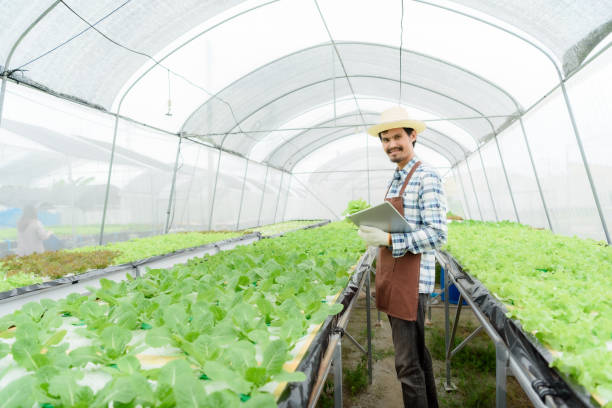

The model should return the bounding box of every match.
[386,157,447,294]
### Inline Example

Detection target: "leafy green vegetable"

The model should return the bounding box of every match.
[342,199,370,216]
[445,221,612,403]
[0,222,365,406]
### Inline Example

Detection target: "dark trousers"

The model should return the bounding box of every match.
[388,294,438,408]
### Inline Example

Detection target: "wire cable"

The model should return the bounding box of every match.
[13,0,252,145]
[13,0,132,71]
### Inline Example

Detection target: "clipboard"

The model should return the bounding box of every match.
[347,201,412,233]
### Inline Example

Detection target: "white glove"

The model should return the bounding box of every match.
[358,225,390,247]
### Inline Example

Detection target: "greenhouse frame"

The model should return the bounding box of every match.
[1,1,611,407]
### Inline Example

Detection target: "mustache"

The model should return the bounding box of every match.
[386,147,402,154]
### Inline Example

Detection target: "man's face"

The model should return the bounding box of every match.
[380,128,416,165]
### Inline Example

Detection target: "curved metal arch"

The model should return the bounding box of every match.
[413,0,563,78]
[286,128,455,173]
[213,74,505,152]
[179,41,522,141]
[214,57,520,150]
[256,96,473,162]
[264,110,465,168]
[276,112,459,170]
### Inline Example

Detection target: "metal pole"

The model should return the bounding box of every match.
[281,175,292,222]
[208,148,223,230]
[333,338,343,408]
[465,158,484,220]
[273,171,285,223]
[495,341,508,408]
[365,267,373,385]
[560,83,611,244]
[257,165,270,226]
[493,136,521,223]
[164,136,182,234]
[454,166,472,220]
[0,76,7,129]
[332,46,336,126]
[291,174,340,221]
[366,132,371,205]
[443,264,452,390]
[518,118,554,231]
[477,146,498,221]
[235,159,250,230]
[99,115,120,245]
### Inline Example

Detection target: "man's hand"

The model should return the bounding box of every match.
[358,225,390,247]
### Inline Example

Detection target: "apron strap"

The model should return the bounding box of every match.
[384,161,422,198]
[399,161,421,196]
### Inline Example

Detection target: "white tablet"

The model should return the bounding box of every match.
[347,201,412,233]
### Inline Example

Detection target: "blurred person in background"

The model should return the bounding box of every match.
[16,204,52,256]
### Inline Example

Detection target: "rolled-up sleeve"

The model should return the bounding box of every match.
[390,172,447,257]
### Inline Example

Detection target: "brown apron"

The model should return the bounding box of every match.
[376,161,422,321]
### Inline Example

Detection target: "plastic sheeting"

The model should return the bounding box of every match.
[438,250,593,408]
[182,42,519,165]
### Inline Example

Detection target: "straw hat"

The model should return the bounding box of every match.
[367,106,426,137]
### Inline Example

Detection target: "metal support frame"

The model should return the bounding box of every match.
[273,171,285,223]
[437,254,559,408]
[164,136,182,233]
[477,146,499,221]
[235,159,250,230]
[257,165,270,226]
[208,148,223,230]
[366,131,371,205]
[99,115,120,245]
[560,82,611,243]
[332,337,343,408]
[493,135,521,223]
[291,174,340,221]
[495,341,509,408]
[308,252,375,407]
[365,266,373,384]
[281,175,292,222]
[464,158,484,220]
[0,75,7,129]
[518,118,554,231]
[453,166,472,220]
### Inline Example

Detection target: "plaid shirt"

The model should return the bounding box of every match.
[386,157,447,294]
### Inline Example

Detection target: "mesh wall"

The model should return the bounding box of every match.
[496,123,548,229]
[170,139,216,232]
[235,161,268,230]
[102,119,176,240]
[209,152,247,230]
[456,161,480,220]
[0,82,114,252]
[566,46,612,241]
[479,139,517,222]
[467,153,497,221]
[445,170,468,219]
[258,168,284,226]
[521,89,606,241]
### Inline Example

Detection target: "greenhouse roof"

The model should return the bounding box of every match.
[1,0,611,171]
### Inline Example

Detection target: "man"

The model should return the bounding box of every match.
[358,106,447,408]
